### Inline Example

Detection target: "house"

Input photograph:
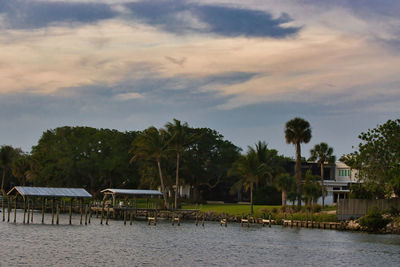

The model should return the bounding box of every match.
[323,161,360,205]
[286,161,360,206]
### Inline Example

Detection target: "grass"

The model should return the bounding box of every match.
[182,203,279,218]
[181,203,338,222]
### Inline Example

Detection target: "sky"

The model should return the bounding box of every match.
[0,0,399,158]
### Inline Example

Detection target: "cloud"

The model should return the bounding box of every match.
[125,0,300,37]
[0,0,118,29]
[113,92,144,101]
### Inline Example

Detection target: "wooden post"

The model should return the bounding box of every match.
[100,201,104,225]
[85,204,88,225]
[269,213,272,228]
[69,198,73,225]
[2,195,4,222]
[311,212,313,228]
[56,202,59,225]
[31,199,34,223]
[80,199,83,225]
[23,198,27,224]
[7,196,11,222]
[96,201,99,218]
[27,199,30,224]
[306,210,309,228]
[124,208,127,225]
[42,198,45,224]
[51,198,55,225]
[14,196,17,223]
[106,206,110,225]
[88,203,92,224]
[202,214,205,227]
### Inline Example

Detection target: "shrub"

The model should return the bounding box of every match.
[359,206,391,232]
[312,204,322,212]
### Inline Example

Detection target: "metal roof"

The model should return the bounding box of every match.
[7,186,92,198]
[101,188,162,196]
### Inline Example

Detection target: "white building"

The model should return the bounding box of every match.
[320,161,360,205]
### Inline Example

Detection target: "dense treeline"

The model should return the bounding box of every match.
[1,118,398,208]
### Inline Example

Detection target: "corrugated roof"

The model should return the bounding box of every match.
[101,188,162,196]
[7,186,92,198]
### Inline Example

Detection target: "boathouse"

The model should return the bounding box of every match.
[6,186,92,224]
[100,188,162,208]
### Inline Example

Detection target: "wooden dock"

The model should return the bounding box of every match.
[282,220,343,230]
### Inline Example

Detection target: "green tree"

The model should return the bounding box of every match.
[343,119,400,198]
[181,127,240,202]
[229,143,272,214]
[303,170,322,206]
[30,126,138,196]
[165,119,196,209]
[309,142,335,207]
[0,145,20,194]
[11,153,31,186]
[130,127,170,209]
[285,117,312,208]
[274,173,296,206]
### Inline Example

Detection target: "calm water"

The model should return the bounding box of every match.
[0,211,399,266]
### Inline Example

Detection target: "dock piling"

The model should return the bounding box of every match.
[56,202,59,225]
[85,204,88,225]
[7,197,11,222]
[41,198,45,224]
[106,206,110,225]
[2,196,4,222]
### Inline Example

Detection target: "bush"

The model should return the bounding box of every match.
[312,204,322,212]
[359,206,391,232]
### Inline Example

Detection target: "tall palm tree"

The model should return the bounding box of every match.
[275,173,295,207]
[309,142,335,207]
[284,117,312,208]
[130,127,170,209]
[165,119,195,210]
[229,144,271,214]
[0,146,17,195]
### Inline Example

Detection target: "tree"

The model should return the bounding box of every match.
[229,143,271,214]
[180,127,241,202]
[130,127,170,209]
[11,154,31,186]
[165,119,195,209]
[30,126,138,196]
[309,142,335,207]
[275,173,296,206]
[343,119,400,198]
[285,117,312,208]
[303,170,322,206]
[0,145,20,194]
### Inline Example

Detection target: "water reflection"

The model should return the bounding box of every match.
[0,211,399,266]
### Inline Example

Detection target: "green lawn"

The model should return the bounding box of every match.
[181,203,338,222]
[182,203,280,217]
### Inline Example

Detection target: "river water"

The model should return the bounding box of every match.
[0,211,399,266]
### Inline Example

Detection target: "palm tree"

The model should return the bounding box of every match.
[284,117,312,208]
[165,119,195,210]
[130,127,170,209]
[275,173,295,206]
[309,142,335,207]
[229,144,271,214]
[0,146,18,195]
